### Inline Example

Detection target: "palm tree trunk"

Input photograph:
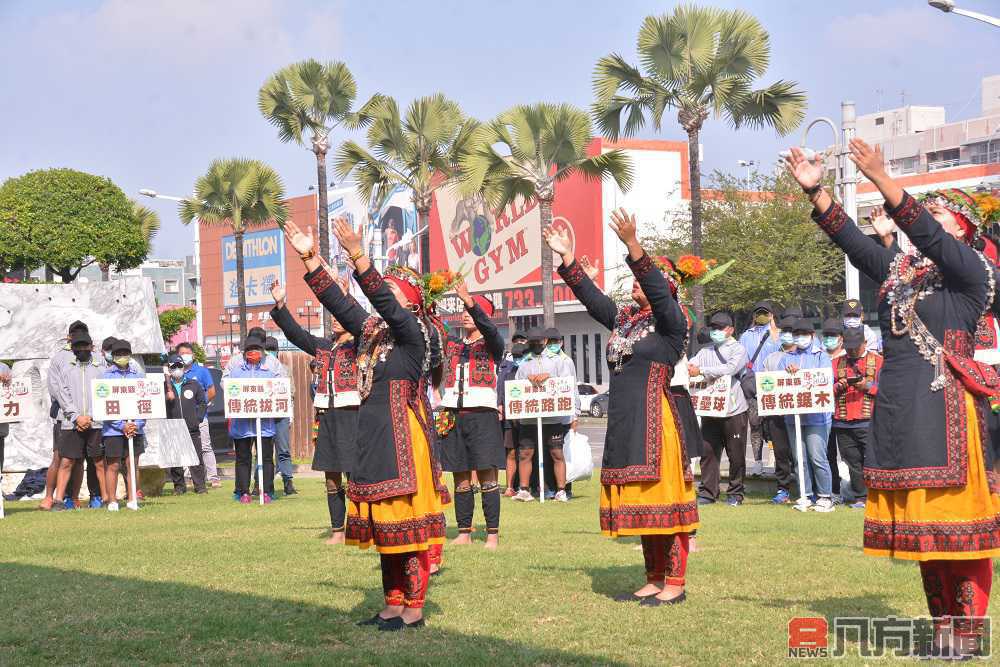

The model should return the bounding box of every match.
[418,207,431,273]
[235,229,248,341]
[314,147,331,338]
[539,196,555,328]
[687,126,705,323]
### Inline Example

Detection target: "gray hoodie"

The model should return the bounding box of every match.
[689,338,749,416]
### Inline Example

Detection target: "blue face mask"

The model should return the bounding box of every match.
[823,336,841,351]
[795,335,813,350]
[709,329,728,344]
[779,332,794,346]
[545,343,562,356]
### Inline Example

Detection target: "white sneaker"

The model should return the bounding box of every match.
[107,502,120,512]
[126,501,139,511]
[748,461,763,478]
[793,498,813,512]
[813,497,835,513]
[514,489,534,502]
[554,490,569,502]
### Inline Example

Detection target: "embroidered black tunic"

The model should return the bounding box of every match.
[305,265,446,503]
[558,253,692,484]
[270,303,359,473]
[813,192,997,491]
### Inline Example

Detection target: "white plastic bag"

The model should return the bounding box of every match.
[563,429,594,483]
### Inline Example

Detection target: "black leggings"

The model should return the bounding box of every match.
[234,437,274,496]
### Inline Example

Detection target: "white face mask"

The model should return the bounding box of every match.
[844,317,862,328]
[779,332,795,346]
[169,368,184,380]
[180,353,194,365]
[795,335,813,350]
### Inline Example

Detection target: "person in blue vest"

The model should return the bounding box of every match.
[100,339,146,512]
[228,334,280,504]
[739,301,781,477]
[775,319,834,513]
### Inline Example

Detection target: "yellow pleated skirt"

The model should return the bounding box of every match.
[600,396,700,537]
[864,393,1000,561]
[346,408,447,555]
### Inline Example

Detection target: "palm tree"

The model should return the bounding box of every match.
[334,93,479,272]
[462,103,633,327]
[101,201,160,281]
[592,4,806,319]
[179,158,288,340]
[258,60,380,300]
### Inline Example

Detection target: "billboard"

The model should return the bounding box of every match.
[428,163,604,312]
[327,183,419,272]
[222,229,285,308]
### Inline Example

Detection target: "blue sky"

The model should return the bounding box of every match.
[1,0,997,259]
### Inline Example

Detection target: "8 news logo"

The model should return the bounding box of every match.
[788,617,829,659]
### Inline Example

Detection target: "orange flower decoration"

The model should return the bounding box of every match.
[676,255,709,280]
[428,274,447,292]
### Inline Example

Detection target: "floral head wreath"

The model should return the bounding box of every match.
[919,188,1000,243]
[383,265,462,313]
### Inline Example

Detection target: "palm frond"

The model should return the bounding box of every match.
[726,80,806,135]
[130,201,160,244]
[592,53,650,103]
[568,150,634,193]
[179,158,287,231]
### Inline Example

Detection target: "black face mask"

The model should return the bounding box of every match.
[529,342,545,355]
[73,348,92,362]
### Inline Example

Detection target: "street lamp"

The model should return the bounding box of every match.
[737,160,756,189]
[140,188,204,348]
[928,0,1000,27]
[782,101,860,299]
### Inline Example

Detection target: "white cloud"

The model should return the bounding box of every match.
[823,6,958,55]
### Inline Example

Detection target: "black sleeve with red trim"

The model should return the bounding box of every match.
[812,201,895,284]
[271,304,323,357]
[467,302,505,363]
[354,265,422,346]
[557,259,617,331]
[627,252,687,338]
[303,267,367,339]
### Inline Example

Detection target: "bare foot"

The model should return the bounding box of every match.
[654,584,685,602]
[38,499,53,511]
[430,564,440,575]
[633,583,662,597]
[451,532,473,546]
[380,604,403,620]
[400,608,423,624]
[325,531,345,545]
[484,533,499,550]
[689,537,699,553]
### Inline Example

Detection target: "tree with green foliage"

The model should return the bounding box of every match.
[258,60,381,298]
[592,4,806,320]
[158,306,197,342]
[0,168,148,282]
[335,93,479,273]
[99,200,161,281]
[642,171,842,324]
[179,159,288,341]
[461,103,633,327]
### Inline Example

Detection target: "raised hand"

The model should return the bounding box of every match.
[542,224,573,256]
[869,205,895,238]
[609,208,638,246]
[283,221,315,257]
[454,276,474,308]
[848,139,888,183]
[270,280,286,307]
[332,216,363,257]
[784,147,824,191]
[579,255,600,281]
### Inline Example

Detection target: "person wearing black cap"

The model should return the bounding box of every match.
[514,325,578,502]
[439,279,505,547]
[270,278,359,545]
[821,318,846,501]
[689,311,750,506]
[100,339,147,511]
[739,300,781,478]
[547,208,698,605]
[499,341,529,497]
[511,331,528,347]
[842,299,880,353]
[831,327,882,509]
[264,336,296,496]
[228,333,280,504]
[165,354,209,495]
[50,328,105,511]
[763,316,801,504]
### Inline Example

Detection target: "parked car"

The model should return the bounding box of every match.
[589,391,610,418]
[577,383,600,412]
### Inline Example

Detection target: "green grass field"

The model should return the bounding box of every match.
[0,478,952,665]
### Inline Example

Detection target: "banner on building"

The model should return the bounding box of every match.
[0,377,35,424]
[688,375,732,418]
[755,369,835,417]
[504,377,575,420]
[222,228,286,308]
[223,378,293,418]
[90,377,167,421]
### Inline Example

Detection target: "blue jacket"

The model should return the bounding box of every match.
[777,345,833,427]
[739,325,780,373]
[100,365,147,437]
[227,361,278,439]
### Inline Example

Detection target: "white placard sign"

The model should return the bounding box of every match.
[504,377,575,420]
[0,377,35,424]
[223,378,293,418]
[688,374,732,417]
[755,369,835,417]
[91,377,167,421]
